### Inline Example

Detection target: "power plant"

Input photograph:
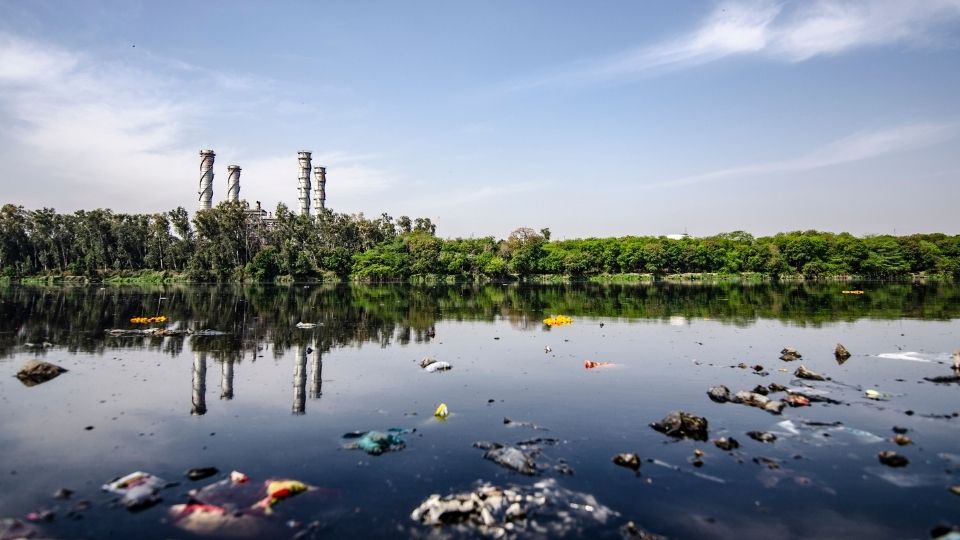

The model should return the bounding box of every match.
[196,150,329,218]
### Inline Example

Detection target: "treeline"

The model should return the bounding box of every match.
[1,202,959,282]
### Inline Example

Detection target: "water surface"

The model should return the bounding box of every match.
[1,283,958,538]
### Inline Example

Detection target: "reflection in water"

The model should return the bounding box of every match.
[310,347,322,400]
[220,360,234,400]
[293,344,307,415]
[191,352,207,416]
[4,282,960,361]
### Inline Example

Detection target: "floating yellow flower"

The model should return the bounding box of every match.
[543,315,573,327]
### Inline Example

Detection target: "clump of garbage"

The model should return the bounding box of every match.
[101,471,171,511]
[129,315,167,324]
[474,442,539,475]
[420,357,452,373]
[543,315,573,327]
[650,411,709,441]
[779,347,802,361]
[342,429,410,455]
[409,478,619,537]
[584,360,612,369]
[706,386,785,415]
[15,360,67,387]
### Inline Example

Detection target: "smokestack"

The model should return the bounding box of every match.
[297,151,312,216]
[312,166,327,214]
[226,165,241,203]
[198,150,215,210]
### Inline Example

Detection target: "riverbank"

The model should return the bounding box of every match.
[4,270,954,285]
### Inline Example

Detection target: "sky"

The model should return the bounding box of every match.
[0,0,959,239]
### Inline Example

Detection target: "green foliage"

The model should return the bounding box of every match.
[1,202,958,282]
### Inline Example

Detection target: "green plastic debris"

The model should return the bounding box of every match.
[343,428,409,455]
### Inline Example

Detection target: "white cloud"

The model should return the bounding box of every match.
[512,0,960,89]
[0,32,381,215]
[637,121,956,190]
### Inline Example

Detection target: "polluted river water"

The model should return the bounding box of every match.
[0,282,959,539]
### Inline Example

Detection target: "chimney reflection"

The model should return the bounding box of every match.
[191,351,207,416]
[220,359,234,400]
[293,343,307,415]
[309,346,322,400]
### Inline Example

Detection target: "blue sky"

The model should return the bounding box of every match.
[1,0,958,239]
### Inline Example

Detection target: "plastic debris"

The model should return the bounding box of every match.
[479,444,538,475]
[841,290,864,295]
[503,417,548,430]
[779,347,802,361]
[784,394,811,407]
[169,503,269,538]
[342,429,408,455]
[953,351,960,371]
[713,437,740,451]
[612,453,641,471]
[434,403,449,419]
[747,431,777,443]
[187,471,263,513]
[424,361,452,373]
[950,485,960,496]
[0,518,38,540]
[53,488,73,500]
[294,322,317,329]
[419,357,437,369]
[544,346,552,353]
[186,467,219,481]
[192,329,229,337]
[864,389,889,401]
[584,360,612,369]
[621,520,667,540]
[707,385,731,403]
[794,365,826,381]
[15,360,67,387]
[835,343,851,362]
[732,390,785,415]
[409,478,617,537]
[878,451,909,468]
[892,434,913,446]
[101,471,169,511]
[543,315,573,327]
[130,315,167,324]
[767,382,788,393]
[256,480,310,511]
[924,374,960,384]
[650,411,709,441]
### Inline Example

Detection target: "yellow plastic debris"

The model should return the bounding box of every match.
[434,403,449,419]
[543,315,573,327]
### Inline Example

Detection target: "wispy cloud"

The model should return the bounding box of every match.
[636,121,957,191]
[0,32,376,214]
[511,0,960,90]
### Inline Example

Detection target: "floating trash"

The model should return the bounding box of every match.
[584,360,612,369]
[130,315,167,324]
[424,361,452,373]
[650,411,709,441]
[295,322,317,329]
[434,403,449,419]
[543,315,573,327]
[342,429,409,455]
[841,290,865,295]
[612,453,641,471]
[15,360,67,387]
[409,478,618,537]
[102,471,169,511]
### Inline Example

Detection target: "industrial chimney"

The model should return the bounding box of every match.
[313,166,326,213]
[198,149,215,210]
[226,165,241,202]
[297,151,312,216]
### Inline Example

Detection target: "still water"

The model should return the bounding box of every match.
[0,283,958,539]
